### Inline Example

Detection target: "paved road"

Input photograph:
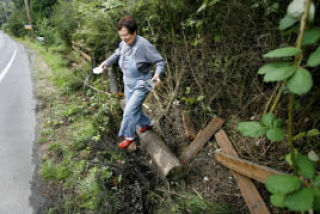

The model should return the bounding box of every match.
[0,32,41,214]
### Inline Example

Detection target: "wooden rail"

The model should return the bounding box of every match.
[215,151,285,183]
[215,130,270,214]
[179,116,224,164]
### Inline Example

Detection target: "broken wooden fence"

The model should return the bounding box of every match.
[178,116,287,214]
[215,130,270,214]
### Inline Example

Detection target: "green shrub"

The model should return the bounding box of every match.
[37,18,56,46]
[51,0,79,47]
[6,9,27,37]
[72,1,125,64]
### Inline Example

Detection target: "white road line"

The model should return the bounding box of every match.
[0,48,17,83]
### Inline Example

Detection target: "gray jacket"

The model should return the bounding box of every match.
[105,35,166,75]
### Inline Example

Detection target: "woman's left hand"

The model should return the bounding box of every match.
[151,73,161,83]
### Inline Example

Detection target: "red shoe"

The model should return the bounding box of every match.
[138,124,153,133]
[118,138,135,149]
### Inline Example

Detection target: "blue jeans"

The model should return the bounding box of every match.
[118,78,152,138]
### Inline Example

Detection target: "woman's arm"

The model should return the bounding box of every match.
[99,43,122,68]
[146,44,166,76]
[138,39,166,82]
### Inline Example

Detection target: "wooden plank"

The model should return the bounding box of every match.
[215,151,285,183]
[215,130,270,214]
[179,116,224,164]
[119,99,182,177]
[181,110,196,140]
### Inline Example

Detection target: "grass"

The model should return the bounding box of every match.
[37,137,48,144]
[17,37,85,94]
[17,37,126,212]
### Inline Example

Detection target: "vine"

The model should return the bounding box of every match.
[237,0,320,211]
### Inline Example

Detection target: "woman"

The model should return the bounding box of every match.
[98,16,166,149]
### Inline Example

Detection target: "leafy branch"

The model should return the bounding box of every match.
[237,0,320,211]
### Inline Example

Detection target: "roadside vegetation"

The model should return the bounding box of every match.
[1,0,320,213]
[19,38,233,213]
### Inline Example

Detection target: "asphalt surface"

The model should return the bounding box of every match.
[0,32,41,214]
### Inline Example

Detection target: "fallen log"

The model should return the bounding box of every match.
[181,110,196,140]
[137,128,182,177]
[215,151,285,183]
[119,99,182,177]
[179,116,224,164]
[215,130,270,214]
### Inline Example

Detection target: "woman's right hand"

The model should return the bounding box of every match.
[99,61,108,69]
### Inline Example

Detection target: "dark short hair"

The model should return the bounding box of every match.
[117,16,137,34]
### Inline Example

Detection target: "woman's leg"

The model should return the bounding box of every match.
[137,110,152,128]
[118,88,149,138]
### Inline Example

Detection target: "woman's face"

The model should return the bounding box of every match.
[118,27,136,45]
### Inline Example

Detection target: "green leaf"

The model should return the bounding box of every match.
[270,194,285,208]
[307,129,320,137]
[266,175,301,194]
[296,154,315,179]
[261,113,275,127]
[308,150,319,162]
[237,122,267,137]
[197,95,204,102]
[313,188,320,211]
[293,131,306,141]
[273,118,283,128]
[307,47,320,67]
[266,128,284,142]
[287,0,304,19]
[302,28,320,46]
[287,0,315,21]
[208,0,220,7]
[279,15,298,31]
[185,87,191,95]
[263,47,301,58]
[284,188,314,211]
[258,62,291,75]
[308,3,315,23]
[197,2,207,13]
[314,175,320,187]
[263,66,296,82]
[286,67,313,95]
